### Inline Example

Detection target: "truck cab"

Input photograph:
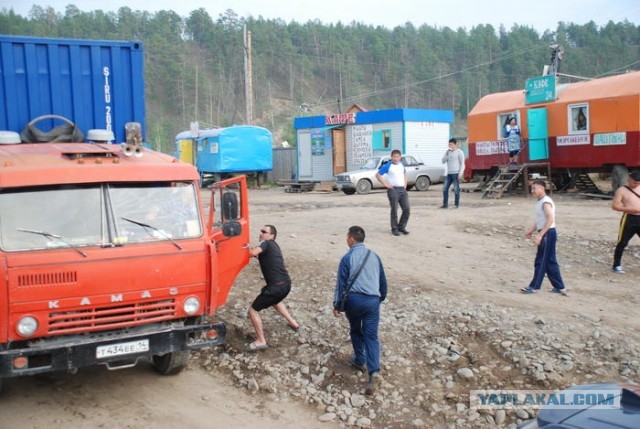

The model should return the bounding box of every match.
[0,143,250,392]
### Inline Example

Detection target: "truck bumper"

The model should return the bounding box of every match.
[0,320,226,378]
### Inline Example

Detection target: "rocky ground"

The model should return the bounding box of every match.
[194,185,640,429]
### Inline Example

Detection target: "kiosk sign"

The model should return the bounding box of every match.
[525,75,556,104]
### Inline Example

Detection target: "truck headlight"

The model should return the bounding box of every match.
[183,297,201,315]
[17,316,38,337]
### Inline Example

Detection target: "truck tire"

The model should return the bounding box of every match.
[152,350,190,375]
[342,189,356,195]
[414,176,431,191]
[356,179,372,195]
[611,164,628,193]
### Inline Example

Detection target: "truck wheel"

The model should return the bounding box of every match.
[611,164,628,193]
[152,350,190,375]
[356,179,372,195]
[342,189,356,195]
[414,176,431,191]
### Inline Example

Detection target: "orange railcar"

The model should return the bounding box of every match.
[467,71,640,183]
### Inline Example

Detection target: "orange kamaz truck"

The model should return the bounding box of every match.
[0,36,250,393]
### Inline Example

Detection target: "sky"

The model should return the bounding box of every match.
[2,0,640,33]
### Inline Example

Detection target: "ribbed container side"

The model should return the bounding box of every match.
[0,35,145,143]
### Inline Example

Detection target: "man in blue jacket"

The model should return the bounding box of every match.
[333,226,387,395]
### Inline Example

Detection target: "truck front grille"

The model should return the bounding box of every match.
[48,299,176,335]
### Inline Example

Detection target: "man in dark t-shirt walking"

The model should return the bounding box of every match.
[247,224,299,351]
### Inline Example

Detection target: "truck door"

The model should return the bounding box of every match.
[527,108,549,160]
[207,176,250,313]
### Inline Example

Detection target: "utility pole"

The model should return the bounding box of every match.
[243,24,254,125]
[194,63,199,121]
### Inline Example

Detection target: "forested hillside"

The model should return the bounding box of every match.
[1,6,639,153]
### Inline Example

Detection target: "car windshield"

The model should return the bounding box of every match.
[361,158,381,169]
[0,182,202,252]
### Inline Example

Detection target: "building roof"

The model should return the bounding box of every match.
[469,70,640,116]
[294,108,454,129]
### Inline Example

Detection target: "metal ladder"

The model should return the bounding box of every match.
[481,164,527,199]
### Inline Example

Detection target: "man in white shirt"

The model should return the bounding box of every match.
[375,150,409,236]
[521,180,567,294]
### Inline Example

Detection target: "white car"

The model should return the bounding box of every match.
[335,155,445,195]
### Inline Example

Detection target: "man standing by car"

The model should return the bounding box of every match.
[611,170,640,274]
[441,138,465,209]
[375,149,409,236]
[333,226,387,395]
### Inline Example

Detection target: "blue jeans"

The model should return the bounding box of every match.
[442,173,460,207]
[345,293,381,375]
[528,228,565,290]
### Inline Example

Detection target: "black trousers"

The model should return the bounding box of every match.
[387,187,410,231]
[613,213,640,267]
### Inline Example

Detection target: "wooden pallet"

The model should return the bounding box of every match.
[283,182,315,193]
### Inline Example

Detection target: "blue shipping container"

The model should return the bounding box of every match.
[0,35,145,143]
[175,126,273,174]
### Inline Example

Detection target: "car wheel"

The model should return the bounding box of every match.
[356,179,372,194]
[342,188,356,195]
[414,176,431,191]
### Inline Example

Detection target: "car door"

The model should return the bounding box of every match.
[402,156,421,183]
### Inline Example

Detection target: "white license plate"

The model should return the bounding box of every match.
[96,339,149,359]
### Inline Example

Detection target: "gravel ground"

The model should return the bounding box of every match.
[194,185,640,428]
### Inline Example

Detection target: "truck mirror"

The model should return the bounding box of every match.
[222,221,242,237]
[222,191,239,220]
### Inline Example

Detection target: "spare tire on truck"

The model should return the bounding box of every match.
[20,115,84,143]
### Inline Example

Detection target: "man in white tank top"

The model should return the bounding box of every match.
[521,180,567,294]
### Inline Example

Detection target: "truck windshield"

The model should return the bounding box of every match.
[0,182,202,252]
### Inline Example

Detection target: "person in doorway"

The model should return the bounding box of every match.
[611,170,640,274]
[333,226,387,396]
[247,225,300,351]
[504,117,521,165]
[440,138,465,209]
[375,149,410,236]
[521,180,567,294]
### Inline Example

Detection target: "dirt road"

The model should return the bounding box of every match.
[0,185,637,428]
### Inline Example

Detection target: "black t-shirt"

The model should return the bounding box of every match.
[258,240,291,286]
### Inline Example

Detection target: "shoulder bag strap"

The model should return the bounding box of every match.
[624,185,640,199]
[341,250,372,303]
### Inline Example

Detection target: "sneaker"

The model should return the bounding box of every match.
[398,228,410,235]
[391,230,400,236]
[520,287,538,294]
[439,205,448,209]
[453,205,459,209]
[350,358,366,373]
[549,288,567,295]
[365,372,382,396]
[612,266,625,274]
